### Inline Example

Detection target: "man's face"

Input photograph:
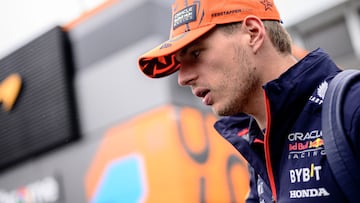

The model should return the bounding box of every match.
[175,26,261,116]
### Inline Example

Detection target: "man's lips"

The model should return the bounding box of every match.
[193,88,211,105]
[193,88,209,98]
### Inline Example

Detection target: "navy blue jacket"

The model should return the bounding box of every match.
[214,49,360,202]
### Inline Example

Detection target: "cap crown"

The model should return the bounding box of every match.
[170,0,280,38]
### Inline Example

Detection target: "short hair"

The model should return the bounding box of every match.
[216,20,292,54]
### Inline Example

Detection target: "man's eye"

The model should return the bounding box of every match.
[192,50,200,58]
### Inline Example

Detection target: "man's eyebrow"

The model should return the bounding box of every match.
[178,47,189,57]
[179,40,201,56]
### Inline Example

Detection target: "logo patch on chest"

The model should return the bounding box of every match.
[309,81,328,105]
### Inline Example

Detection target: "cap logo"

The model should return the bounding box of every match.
[259,0,273,11]
[173,4,197,29]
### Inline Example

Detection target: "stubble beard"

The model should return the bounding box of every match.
[216,69,258,116]
[215,48,259,117]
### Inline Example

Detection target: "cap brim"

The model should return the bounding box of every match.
[138,24,216,78]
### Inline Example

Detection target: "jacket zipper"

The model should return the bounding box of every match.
[264,91,277,202]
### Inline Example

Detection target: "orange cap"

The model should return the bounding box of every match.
[138,0,281,78]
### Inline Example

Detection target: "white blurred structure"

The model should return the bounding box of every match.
[0,0,355,60]
[0,0,105,58]
[285,0,360,69]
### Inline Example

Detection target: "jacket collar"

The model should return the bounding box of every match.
[263,48,340,140]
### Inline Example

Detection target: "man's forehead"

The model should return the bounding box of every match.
[178,40,201,56]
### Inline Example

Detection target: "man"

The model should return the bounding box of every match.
[138,0,360,202]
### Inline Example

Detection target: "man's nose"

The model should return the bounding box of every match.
[177,65,196,86]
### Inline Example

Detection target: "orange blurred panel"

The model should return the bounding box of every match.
[85,105,250,203]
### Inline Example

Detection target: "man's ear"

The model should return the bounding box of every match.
[242,16,266,54]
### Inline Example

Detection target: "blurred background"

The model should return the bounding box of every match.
[0,0,359,202]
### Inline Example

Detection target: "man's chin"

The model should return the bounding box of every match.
[212,107,230,117]
[212,106,241,117]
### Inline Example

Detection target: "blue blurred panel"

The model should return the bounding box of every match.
[91,154,146,203]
